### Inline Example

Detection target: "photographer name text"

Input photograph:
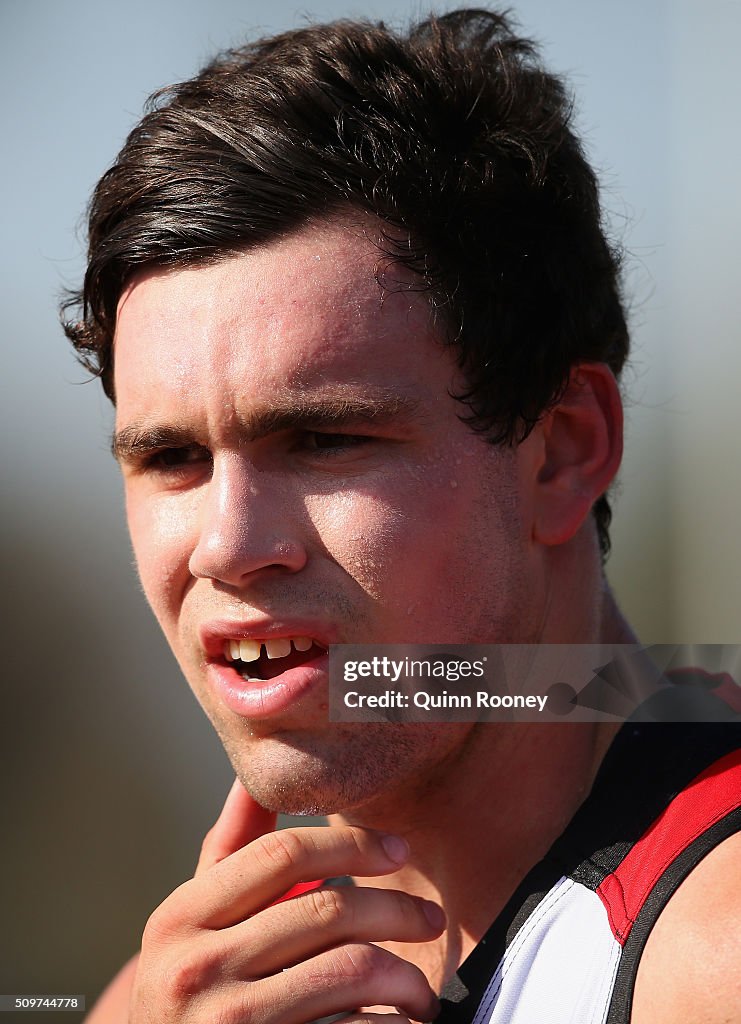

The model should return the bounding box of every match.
[343,689,549,711]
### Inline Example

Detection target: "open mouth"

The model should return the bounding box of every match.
[223,637,328,681]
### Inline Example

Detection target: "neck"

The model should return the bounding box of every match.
[332,716,619,987]
[330,567,636,989]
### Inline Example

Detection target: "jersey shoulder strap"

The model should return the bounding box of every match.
[438,705,741,1023]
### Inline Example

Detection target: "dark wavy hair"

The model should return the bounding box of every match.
[62,8,629,557]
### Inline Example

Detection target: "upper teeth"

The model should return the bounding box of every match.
[224,636,316,662]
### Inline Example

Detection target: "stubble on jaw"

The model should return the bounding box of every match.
[117,221,543,822]
[213,716,479,819]
[201,446,537,820]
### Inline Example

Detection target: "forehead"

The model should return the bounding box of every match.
[113,219,453,424]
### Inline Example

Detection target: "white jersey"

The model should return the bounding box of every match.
[437,677,741,1023]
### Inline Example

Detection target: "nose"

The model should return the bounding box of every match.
[188,454,308,586]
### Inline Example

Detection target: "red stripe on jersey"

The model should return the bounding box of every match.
[270,878,324,906]
[596,748,741,944]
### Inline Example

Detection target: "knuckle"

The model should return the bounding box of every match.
[327,942,385,985]
[156,947,222,1007]
[141,906,176,950]
[162,954,208,1000]
[141,883,193,946]
[212,991,259,1024]
[226,987,268,1024]
[340,825,369,859]
[397,889,432,926]
[305,886,346,928]
[303,944,427,1009]
[388,888,413,917]
[253,829,305,874]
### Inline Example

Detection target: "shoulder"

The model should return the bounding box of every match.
[631,830,741,1023]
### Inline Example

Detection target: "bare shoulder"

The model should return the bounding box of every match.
[631,830,741,1024]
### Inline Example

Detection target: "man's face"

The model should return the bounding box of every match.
[113,218,543,814]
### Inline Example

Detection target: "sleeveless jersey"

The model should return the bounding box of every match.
[437,678,741,1023]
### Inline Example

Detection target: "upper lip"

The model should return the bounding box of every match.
[199,618,337,659]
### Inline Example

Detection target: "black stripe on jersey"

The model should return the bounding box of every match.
[605,805,741,1023]
[436,715,740,1022]
[566,718,740,892]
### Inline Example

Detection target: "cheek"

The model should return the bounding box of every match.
[305,453,516,598]
[304,446,532,640]
[126,490,197,633]
[306,489,412,600]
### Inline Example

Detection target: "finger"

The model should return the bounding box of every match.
[196,777,276,875]
[339,1015,411,1024]
[250,943,440,1024]
[185,826,410,929]
[222,885,445,976]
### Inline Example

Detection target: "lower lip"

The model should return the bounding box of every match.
[207,652,329,719]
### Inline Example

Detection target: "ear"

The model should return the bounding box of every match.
[532,363,623,547]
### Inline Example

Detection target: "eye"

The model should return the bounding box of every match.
[302,431,373,454]
[145,445,211,472]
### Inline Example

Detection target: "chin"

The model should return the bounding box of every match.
[218,727,390,816]
[219,720,473,820]
[230,738,379,816]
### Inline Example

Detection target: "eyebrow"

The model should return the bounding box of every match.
[111,391,421,463]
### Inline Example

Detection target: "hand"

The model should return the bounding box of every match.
[128,779,444,1024]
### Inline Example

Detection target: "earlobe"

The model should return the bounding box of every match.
[532,363,623,546]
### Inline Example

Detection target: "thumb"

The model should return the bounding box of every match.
[196,776,276,876]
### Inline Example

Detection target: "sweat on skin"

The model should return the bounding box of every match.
[105,216,631,1020]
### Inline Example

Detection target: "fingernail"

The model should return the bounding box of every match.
[423,899,446,929]
[381,833,409,864]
